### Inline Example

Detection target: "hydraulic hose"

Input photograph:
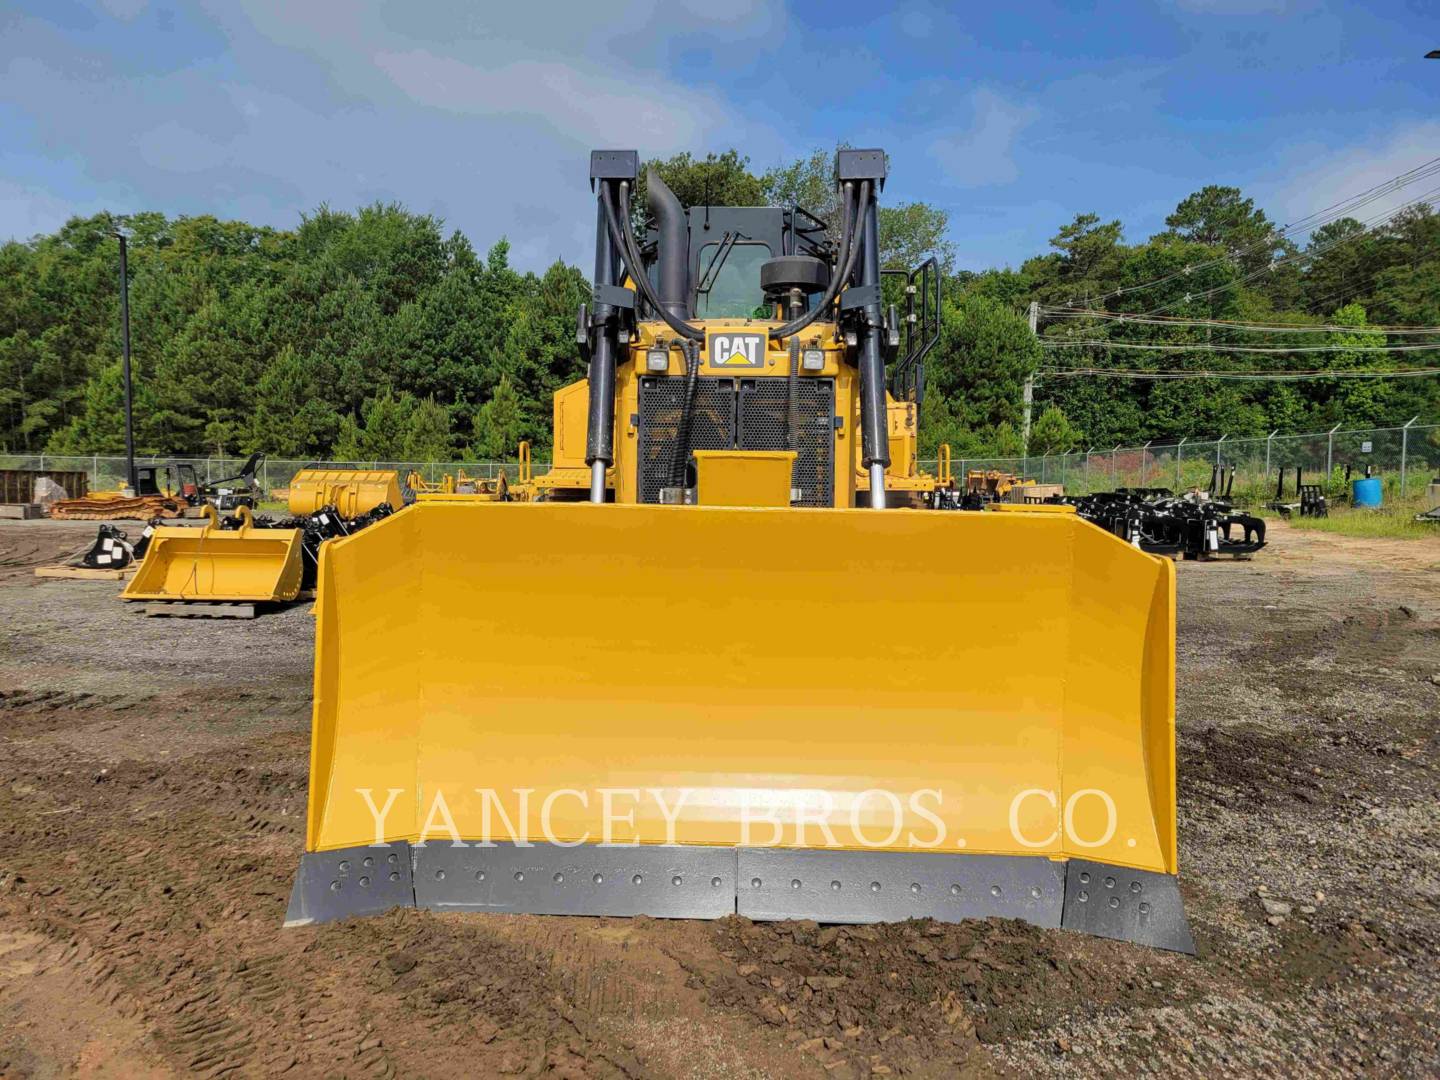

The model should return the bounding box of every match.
[787,335,800,451]
[671,338,701,489]
[768,181,865,341]
[602,182,704,341]
[601,178,868,345]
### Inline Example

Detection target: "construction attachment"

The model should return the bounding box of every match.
[287,147,1192,953]
[122,505,303,603]
[80,525,134,569]
[1055,477,1266,561]
[288,469,403,518]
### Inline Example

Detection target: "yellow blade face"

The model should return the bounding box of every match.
[307,503,1176,876]
[123,527,304,602]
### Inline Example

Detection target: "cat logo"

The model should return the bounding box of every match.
[707,332,765,368]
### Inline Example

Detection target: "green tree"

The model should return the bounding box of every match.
[470,375,524,459]
[635,150,764,223]
[1028,405,1080,455]
[402,396,454,461]
[926,294,1040,432]
[247,346,340,457]
[761,146,955,270]
[1165,185,1287,273]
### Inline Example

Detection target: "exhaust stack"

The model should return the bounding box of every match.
[646,169,691,320]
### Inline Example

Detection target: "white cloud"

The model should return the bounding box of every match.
[135,120,233,174]
[0,177,102,241]
[0,4,792,264]
[371,51,728,152]
[927,88,1038,188]
[1271,121,1440,232]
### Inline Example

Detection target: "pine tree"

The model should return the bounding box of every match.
[470,375,523,459]
[402,396,454,462]
[1028,406,1080,456]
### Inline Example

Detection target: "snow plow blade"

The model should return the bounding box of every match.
[288,502,1191,952]
[123,505,303,603]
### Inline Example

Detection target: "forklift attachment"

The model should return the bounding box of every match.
[288,502,1190,952]
[122,505,303,603]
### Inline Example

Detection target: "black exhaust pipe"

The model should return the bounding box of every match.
[646,169,691,320]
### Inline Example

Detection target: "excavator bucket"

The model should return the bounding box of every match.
[287,502,1191,952]
[123,505,304,603]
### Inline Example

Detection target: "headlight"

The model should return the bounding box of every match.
[647,348,669,371]
[802,348,824,371]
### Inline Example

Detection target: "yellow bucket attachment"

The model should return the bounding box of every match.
[123,505,303,603]
[288,469,402,518]
[288,503,1190,951]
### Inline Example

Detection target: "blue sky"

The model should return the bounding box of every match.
[2,0,1437,272]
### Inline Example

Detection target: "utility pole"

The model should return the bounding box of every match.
[115,227,136,492]
[1022,301,1038,451]
[1400,416,1419,496]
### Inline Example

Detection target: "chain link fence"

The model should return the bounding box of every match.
[0,454,551,501]
[918,420,1439,504]
[3,420,1436,506]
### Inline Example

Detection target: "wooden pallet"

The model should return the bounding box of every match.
[34,565,134,580]
[139,601,257,619]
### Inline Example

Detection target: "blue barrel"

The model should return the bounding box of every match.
[1352,476,1382,508]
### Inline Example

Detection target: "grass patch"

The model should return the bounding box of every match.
[1286,504,1439,540]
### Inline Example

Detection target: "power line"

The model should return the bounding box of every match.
[1039,366,1440,381]
[1038,308,1440,335]
[1040,340,1440,354]
[1139,182,1440,316]
[1079,155,1440,307]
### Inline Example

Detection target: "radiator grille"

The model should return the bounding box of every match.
[637,376,835,507]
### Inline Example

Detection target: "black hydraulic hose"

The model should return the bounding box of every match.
[768,180,865,341]
[787,335,800,451]
[671,338,701,488]
[601,181,704,341]
[602,177,866,345]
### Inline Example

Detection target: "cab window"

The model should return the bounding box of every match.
[695,242,772,318]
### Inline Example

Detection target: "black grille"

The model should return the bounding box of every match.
[637,376,835,507]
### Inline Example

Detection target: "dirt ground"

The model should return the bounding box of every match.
[0,518,1437,1078]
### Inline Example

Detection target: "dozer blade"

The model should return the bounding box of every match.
[123,505,303,603]
[289,502,1191,952]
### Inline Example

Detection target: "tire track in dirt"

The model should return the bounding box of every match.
[0,735,785,1077]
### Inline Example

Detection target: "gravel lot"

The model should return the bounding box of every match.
[0,517,1436,1077]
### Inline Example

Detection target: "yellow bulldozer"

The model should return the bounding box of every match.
[286,150,1191,952]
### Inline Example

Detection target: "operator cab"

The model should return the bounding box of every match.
[674,206,834,319]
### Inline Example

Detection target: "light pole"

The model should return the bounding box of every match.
[114,225,136,492]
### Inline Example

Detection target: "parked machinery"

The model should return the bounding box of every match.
[134,452,265,511]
